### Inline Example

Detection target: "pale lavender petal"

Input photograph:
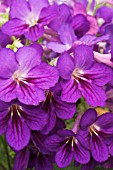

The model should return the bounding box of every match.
[58,23,76,45]
[57,53,74,80]
[47,42,69,53]
[80,109,97,130]
[6,115,30,151]
[61,79,82,103]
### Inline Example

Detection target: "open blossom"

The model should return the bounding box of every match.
[57,44,113,107]
[79,109,113,162]
[45,129,90,168]
[0,100,48,150]
[0,45,59,105]
[41,84,76,135]
[2,0,59,41]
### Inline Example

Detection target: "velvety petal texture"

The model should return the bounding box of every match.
[2,0,58,40]
[0,46,59,105]
[58,45,113,106]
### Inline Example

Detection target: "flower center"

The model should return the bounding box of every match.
[89,124,100,136]
[26,13,38,27]
[10,104,22,116]
[72,68,84,82]
[12,70,27,85]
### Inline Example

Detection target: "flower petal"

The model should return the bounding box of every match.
[39,4,59,25]
[80,109,97,130]
[84,63,113,86]
[24,25,44,41]
[57,52,74,80]
[73,141,90,164]
[2,19,28,36]
[74,45,94,70]
[96,112,113,133]
[0,79,17,102]
[78,81,107,107]
[14,148,30,170]
[55,144,73,168]
[41,104,56,135]
[61,79,82,103]
[16,85,45,105]
[16,45,42,71]
[0,48,18,78]
[10,0,30,20]
[6,115,30,151]
[28,0,49,17]
[45,135,65,152]
[23,108,48,130]
[27,62,59,89]
[90,135,109,162]
[47,42,69,53]
[53,95,76,119]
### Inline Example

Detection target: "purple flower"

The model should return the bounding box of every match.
[40,85,76,134]
[57,45,113,107]
[14,132,54,170]
[2,0,59,41]
[0,100,48,150]
[0,45,59,105]
[45,129,90,168]
[47,23,77,53]
[79,109,113,162]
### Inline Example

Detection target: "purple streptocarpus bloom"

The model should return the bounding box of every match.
[0,45,59,105]
[14,132,54,170]
[45,129,90,168]
[79,109,113,162]
[2,0,59,41]
[40,86,76,134]
[47,23,77,53]
[0,100,48,151]
[57,45,113,107]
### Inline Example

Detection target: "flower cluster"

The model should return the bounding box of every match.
[0,0,113,170]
